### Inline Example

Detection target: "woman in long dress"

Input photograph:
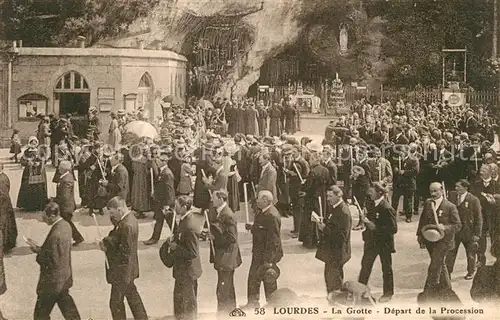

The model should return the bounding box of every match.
[0,192,8,320]
[17,137,48,211]
[108,112,122,151]
[130,145,151,218]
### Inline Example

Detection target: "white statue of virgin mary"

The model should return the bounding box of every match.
[339,23,348,55]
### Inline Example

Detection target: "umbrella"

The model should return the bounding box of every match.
[197,99,214,109]
[123,121,158,144]
[162,95,185,105]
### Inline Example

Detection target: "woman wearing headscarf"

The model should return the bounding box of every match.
[17,136,48,211]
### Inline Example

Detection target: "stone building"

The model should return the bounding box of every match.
[0,40,187,146]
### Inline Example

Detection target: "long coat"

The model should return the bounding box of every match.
[257,164,277,204]
[417,198,462,250]
[107,164,129,201]
[36,219,73,295]
[54,173,76,219]
[251,205,283,264]
[448,191,483,242]
[362,198,398,253]
[103,213,140,285]
[244,108,259,136]
[173,212,203,280]
[268,108,281,137]
[209,205,242,271]
[316,201,352,265]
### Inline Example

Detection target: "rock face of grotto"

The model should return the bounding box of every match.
[100,0,388,97]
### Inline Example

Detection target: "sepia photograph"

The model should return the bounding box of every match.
[0,0,499,319]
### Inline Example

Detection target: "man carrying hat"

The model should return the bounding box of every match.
[417,182,461,300]
[242,190,283,309]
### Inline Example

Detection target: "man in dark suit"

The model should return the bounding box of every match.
[100,197,148,320]
[392,143,420,223]
[257,152,278,204]
[470,164,499,268]
[167,195,202,320]
[209,190,242,315]
[54,160,84,246]
[28,202,81,320]
[300,151,332,248]
[144,151,176,245]
[358,183,397,302]
[417,182,461,297]
[242,190,283,309]
[315,185,352,303]
[203,162,229,193]
[105,153,129,201]
[446,179,482,279]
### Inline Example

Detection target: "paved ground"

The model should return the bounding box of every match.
[0,118,496,319]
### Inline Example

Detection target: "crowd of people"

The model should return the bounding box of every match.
[0,95,500,319]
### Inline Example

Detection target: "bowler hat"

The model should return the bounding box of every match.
[421,224,444,242]
[258,264,280,284]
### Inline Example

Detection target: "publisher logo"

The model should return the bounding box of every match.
[229,308,247,317]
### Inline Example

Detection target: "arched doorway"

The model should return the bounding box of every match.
[137,73,154,118]
[54,71,90,137]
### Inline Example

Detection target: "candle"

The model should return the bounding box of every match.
[243,182,250,224]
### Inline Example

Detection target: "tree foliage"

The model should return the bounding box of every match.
[2,0,158,47]
[365,0,495,89]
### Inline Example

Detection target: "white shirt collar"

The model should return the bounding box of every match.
[261,205,272,213]
[432,196,444,209]
[59,171,69,180]
[50,217,63,229]
[374,196,384,207]
[216,202,227,215]
[332,200,343,208]
[483,178,492,184]
[459,192,468,203]
[180,210,191,221]
[120,210,131,222]
[262,162,271,171]
[111,164,120,173]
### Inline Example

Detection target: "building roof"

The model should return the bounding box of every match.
[15,47,187,62]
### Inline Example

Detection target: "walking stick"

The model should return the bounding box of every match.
[293,163,305,184]
[201,168,212,197]
[204,211,215,254]
[243,182,250,224]
[92,214,109,269]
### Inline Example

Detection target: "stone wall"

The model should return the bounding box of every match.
[0,47,187,147]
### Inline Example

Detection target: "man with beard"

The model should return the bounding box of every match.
[315,185,351,303]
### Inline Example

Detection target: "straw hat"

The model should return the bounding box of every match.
[421,225,444,242]
[223,141,240,156]
[352,165,366,176]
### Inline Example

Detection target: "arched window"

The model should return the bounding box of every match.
[138,73,152,88]
[18,93,48,120]
[55,71,89,91]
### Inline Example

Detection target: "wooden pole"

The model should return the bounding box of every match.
[494,0,498,60]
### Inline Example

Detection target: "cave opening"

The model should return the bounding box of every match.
[181,15,255,99]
